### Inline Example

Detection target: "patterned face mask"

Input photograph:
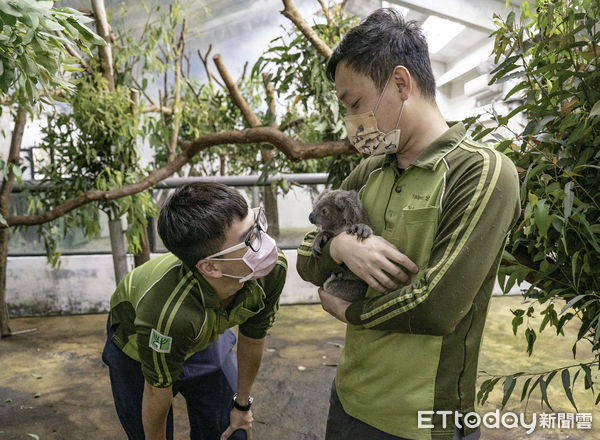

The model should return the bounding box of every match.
[343,73,405,156]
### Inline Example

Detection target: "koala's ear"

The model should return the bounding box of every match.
[334,191,353,210]
[335,191,361,224]
[314,189,330,207]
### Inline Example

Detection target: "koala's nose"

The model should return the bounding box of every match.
[308,212,315,224]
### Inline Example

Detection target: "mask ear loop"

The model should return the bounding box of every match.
[394,99,405,130]
[373,73,393,115]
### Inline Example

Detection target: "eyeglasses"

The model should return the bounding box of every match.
[205,207,268,259]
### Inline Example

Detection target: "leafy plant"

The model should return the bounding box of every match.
[0,0,105,101]
[466,0,600,409]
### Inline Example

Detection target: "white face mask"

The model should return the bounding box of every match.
[343,73,405,156]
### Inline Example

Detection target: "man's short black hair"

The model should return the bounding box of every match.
[158,182,248,269]
[326,8,436,100]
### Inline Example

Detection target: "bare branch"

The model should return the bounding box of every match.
[184,77,201,100]
[5,128,354,227]
[142,105,173,114]
[340,0,349,13]
[318,0,331,25]
[198,46,225,89]
[91,0,115,91]
[132,77,156,106]
[213,54,262,128]
[167,19,187,163]
[263,73,278,128]
[281,0,332,59]
[240,61,249,82]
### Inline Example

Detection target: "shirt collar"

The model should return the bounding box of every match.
[381,122,466,171]
[411,122,466,170]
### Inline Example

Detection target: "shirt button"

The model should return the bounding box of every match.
[395,185,402,193]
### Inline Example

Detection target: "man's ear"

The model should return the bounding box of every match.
[196,259,223,278]
[392,65,412,100]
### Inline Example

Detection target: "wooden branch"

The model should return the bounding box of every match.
[91,0,115,91]
[0,105,27,218]
[167,19,187,163]
[318,0,331,25]
[142,105,173,114]
[213,54,262,128]
[240,61,249,82]
[340,0,349,13]
[266,81,277,128]
[281,0,332,59]
[57,31,95,76]
[5,128,354,227]
[198,46,225,89]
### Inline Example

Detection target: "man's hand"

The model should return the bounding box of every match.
[330,232,418,293]
[220,408,254,440]
[319,287,350,323]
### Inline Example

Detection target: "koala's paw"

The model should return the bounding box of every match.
[347,223,373,239]
[312,232,332,256]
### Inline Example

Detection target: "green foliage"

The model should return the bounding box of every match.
[0,0,104,101]
[252,4,361,187]
[467,0,600,409]
[26,74,156,261]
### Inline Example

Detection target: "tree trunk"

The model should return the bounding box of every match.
[108,215,128,285]
[0,105,27,338]
[260,148,280,239]
[133,223,151,267]
[262,185,280,240]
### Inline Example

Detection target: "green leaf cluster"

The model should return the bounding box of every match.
[0,0,105,101]
[467,0,600,409]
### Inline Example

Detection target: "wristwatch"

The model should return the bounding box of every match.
[233,393,253,411]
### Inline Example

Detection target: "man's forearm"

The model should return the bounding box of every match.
[142,381,173,440]
[235,333,265,404]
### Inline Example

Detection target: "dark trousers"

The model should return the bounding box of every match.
[325,381,481,440]
[102,324,245,440]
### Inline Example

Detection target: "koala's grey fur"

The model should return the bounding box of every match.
[308,189,372,302]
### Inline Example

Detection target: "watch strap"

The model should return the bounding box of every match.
[233,394,253,411]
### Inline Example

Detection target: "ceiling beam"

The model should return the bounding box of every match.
[386,0,520,33]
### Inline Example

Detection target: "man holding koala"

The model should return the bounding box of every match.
[297,8,521,440]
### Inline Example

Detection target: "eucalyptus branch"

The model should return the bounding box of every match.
[318,0,331,25]
[142,105,173,114]
[198,46,225,89]
[213,54,262,128]
[167,18,187,163]
[184,76,201,100]
[4,128,354,228]
[278,117,305,132]
[478,360,599,378]
[240,61,249,83]
[132,77,156,106]
[280,0,332,59]
[57,31,95,76]
[91,0,115,91]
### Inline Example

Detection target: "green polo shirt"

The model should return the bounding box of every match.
[109,251,287,388]
[297,123,520,439]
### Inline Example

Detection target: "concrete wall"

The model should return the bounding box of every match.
[5,250,320,317]
[6,250,523,317]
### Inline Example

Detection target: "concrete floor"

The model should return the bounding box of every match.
[0,299,598,439]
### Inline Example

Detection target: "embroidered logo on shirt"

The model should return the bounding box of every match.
[149,328,172,353]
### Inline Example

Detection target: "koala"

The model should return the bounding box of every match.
[308,189,373,302]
